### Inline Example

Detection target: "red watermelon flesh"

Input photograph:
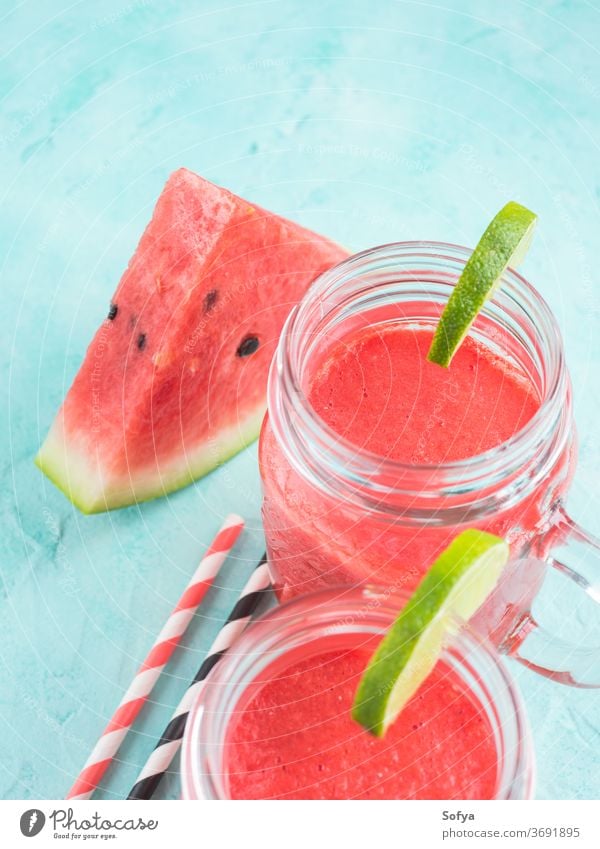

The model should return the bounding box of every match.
[36,168,347,512]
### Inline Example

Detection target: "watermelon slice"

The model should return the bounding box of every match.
[36,168,346,513]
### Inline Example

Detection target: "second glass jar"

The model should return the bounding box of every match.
[259,241,576,601]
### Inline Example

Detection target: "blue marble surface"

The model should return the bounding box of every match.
[1,0,599,800]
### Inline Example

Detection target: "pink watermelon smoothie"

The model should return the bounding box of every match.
[260,319,571,599]
[224,636,498,800]
[308,324,538,464]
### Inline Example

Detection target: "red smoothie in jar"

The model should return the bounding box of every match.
[260,244,574,601]
[224,635,498,800]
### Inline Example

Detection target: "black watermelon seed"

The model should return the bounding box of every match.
[107,303,118,321]
[137,333,147,351]
[203,289,218,313]
[236,335,260,357]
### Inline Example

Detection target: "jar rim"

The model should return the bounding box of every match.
[269,240,569,517]
[182,584,534,800]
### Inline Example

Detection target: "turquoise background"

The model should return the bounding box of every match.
[2,0,599,800]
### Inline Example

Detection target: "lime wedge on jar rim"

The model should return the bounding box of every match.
[352,529,509,737]
[427,201,537,367]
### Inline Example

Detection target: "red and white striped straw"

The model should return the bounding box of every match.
[127,554,271,800]
[66,513,244,800]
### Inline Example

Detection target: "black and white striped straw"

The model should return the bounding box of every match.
[127,553,271,800]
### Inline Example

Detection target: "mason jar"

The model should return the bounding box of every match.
[259,244,599,629]
[181,586,536,800]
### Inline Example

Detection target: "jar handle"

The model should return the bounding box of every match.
[473,509,600,687]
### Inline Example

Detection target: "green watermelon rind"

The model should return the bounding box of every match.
[35,403,265,514]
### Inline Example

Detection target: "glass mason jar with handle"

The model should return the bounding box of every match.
[181,586,537,800]
[259,242,600,686]
[182,559,600,799]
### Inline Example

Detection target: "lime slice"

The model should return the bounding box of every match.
[352,529,509,737]
[427,201,537,367]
